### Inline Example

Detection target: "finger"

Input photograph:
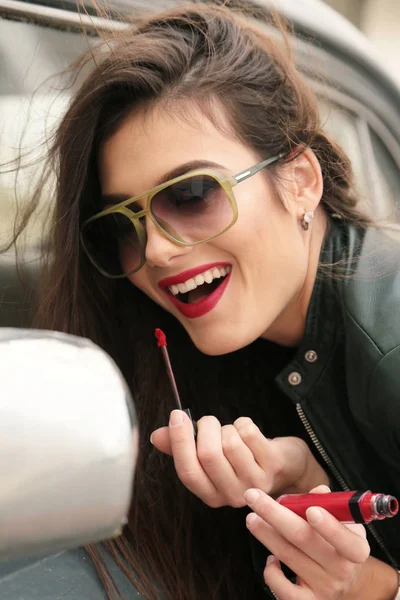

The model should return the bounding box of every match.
[246,511,324,585]
[306,507,370,563]
[245,489,336,571]
[196,417,244,506]
[344,523,368,539]
[221,424,265,483]
[307,486,366,537]
[150,426,172,455]
[264,555,310,600]
[233,418,276,471]
[169,410,220,504]
[309,485,331,494]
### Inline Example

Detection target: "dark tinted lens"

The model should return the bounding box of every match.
[151,175,234,243]
[81,212,142,277]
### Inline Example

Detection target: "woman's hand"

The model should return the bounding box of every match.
[245,484,372,599]
[150,410,328,508]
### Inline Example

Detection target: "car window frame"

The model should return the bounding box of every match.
[311,80,400,211]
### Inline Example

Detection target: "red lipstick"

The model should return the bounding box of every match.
[158,262,232,319]
[158,262,230,288]
[276,490,399,524]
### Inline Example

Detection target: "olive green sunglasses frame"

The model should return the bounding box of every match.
[80,151,285,278]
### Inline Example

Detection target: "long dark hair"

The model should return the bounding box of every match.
[7,3,373,599]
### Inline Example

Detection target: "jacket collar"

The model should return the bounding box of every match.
[274,220,362,401]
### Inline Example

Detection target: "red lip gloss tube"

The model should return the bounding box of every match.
[276,491,399,524]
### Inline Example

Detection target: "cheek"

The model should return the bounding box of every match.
[253,216,307,289]
[120,245,136,273]
[222,193,308,302]
[118,229,145,274]
[128,269,167,309]
[128,270,147,292]
[233,180,289,236]
[247,189,304,260]
[224,190,299,260]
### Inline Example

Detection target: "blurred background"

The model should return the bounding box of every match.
[324,0,400,85]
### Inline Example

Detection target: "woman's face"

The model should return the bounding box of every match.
[98,102,323,355]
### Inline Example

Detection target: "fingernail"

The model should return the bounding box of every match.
[150,433,154,445]
[170,410,184,425]
[246,513,258,526]
[244,489,260,505]
[307,507,323,524]
[266,555,276,565]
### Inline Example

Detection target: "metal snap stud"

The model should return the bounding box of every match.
[305,350,318,363]
[288,372,302,386]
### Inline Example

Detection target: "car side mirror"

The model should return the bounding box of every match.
[0,329,138,562]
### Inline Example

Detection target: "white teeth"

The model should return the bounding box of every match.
[195,274,205,286]
[204,270,213,284]
[185,278,197,291]
[170,284,179,296]
[177,283,187,294]
[167,265,231,296]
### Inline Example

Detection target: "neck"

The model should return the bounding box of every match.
[262,209,328,347]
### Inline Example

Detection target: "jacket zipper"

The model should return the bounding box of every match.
[296,402,399,570]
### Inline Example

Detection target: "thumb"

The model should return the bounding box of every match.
[309,484,331,494]
[150,426,173,455]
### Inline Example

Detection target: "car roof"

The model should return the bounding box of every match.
[264,0,386,71]
[18,0,385,68]
[24,0,399,103]
[262,0,400,97]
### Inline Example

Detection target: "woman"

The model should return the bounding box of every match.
[10,3,400,599]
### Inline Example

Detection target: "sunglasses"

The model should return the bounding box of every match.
[80,152,285,278]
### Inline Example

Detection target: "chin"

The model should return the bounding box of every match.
[187,325,260,356]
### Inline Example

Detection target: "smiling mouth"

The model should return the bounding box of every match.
[168,265,231,304]
[158,264,232,318]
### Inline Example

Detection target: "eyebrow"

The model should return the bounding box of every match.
[101,160,228,206]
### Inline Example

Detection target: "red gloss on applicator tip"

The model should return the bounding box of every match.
[154,328,167,348]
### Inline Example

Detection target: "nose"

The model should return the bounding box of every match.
[145,217,193,268]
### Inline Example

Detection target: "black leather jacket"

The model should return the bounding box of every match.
[253,220,400,596]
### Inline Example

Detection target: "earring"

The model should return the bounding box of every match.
[300,211,314,231]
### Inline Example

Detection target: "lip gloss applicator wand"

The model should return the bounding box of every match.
[276,490,399,524]
[154,328,197,437]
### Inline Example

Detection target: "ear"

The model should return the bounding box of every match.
[285,149,323,218]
